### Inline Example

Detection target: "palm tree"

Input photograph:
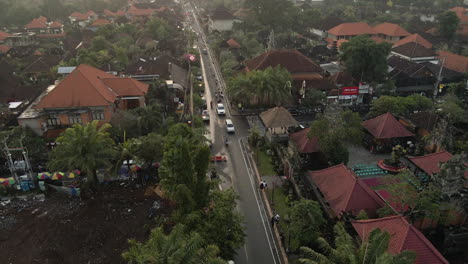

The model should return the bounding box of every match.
[122,224,225,264]
[299,222,415,264]
[48,121,117,187]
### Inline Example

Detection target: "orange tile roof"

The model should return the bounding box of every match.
[0,31,11,41]
[393,34,432,49]
[437,50,468,73]
[226,38,240,48]
[450,7,468,24]
[290,127,320,153]
[370,36,390,44]
[127,6,155,16]
[69,12,88,20]
[90,19,111,27]
[352,216,448,264]
[308,164,384,217]
[102,78,148,96]
[373,22,411,37]
[25,16,48,29]
[49,21,63,28]
[34,64,148,109]
[328,22,375,36]
[409,151,452,176]
[362,112,414,139]
[0,45,11,54]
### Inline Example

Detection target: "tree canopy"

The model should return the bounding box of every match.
[368,94,433,117]
[289,199,326,250]
[299,222,416,264]
[228,66,292,107]
[340,35,392,83]
[122,224,225,264]
[436,11,460,41]
[48,121,117,187]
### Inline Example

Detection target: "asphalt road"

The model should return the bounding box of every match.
[183,2,282,263]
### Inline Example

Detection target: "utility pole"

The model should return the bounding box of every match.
[2,138,19,184]
[189,61,194,124]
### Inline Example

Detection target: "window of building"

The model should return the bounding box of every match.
[68,113,82,124]
[47,114,60,126]
[92,110,105,120]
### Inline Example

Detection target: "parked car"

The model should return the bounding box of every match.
[217,103,225,115]
[225,119,235,133]
[202,110,210,121]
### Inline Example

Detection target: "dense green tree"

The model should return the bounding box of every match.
[436,94,465,123]
[245,0,297,31]
[48,121,117,187]
[340,35,392,83]
[228,66,292,106]
[301,89,326,109]
[309,110,363,165]
[130,104,164,135]
[160,124,212,215]
[122,224,225,264]
[299,222,416,264]
[436,11,460,41]
[146,17,172,41]
[289,199,326,250]
[183,189,246,260]
[134,133,164,165]
[368,95,433,117]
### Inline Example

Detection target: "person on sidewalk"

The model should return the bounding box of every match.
[271,212,280,227]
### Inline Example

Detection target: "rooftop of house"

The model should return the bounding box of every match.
[387,56,434,79]
[437,50,468,74]
[352,215,448,264]
[373,22,411,37]
[393,33,433,49]
[408,151,452,176]
[226,38,241,49]
[328,22,375,36]
[22,55,62,74]
[330,71,355,86]
[391,42,436,58]
[126,5,157,16]
[90,19,111,27]
[308,164,384,216]
[260,106,298,128]
[245,49,323,74]
[33,64,148,109]
[0,31,11,41]
[211,6,235,20]
[450,6,468,24]
[362,112,414,139]
[25,16,62,29]
[289,127,320,153]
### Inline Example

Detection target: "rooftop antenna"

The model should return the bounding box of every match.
[266,29,275,51]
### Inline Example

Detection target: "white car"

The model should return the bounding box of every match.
[217,103,225,115]
[225,119,235,133]
[201,110,210,121]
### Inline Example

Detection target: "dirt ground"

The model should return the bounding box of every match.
[0,182,172,264]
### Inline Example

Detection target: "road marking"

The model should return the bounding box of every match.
[238,136,280,264]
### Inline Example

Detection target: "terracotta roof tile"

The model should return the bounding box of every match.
[49,21,63,28]
[370,36,391,44]
[352,216,449,264]
[331,71,355,85]
[0,45,11,54]
[245,49,323,74]
[0,31,11,41]
[362,112,414,139]
[34,64,146,109]
[90,19,111,27]
[393,34,433,49]
[328,22,375,36]
[373,22,411,37]
[308,164,383,216]
[289,127,320,153]
[25,16,48,29]
[226,38,240,48]
[450,7,468,24]
[127,6,155,16]
[102,78,148,96]
[408,151,452,176]
[437,50,468,74]
[260,106,298,128]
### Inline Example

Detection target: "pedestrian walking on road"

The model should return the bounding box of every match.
[259,180,267,191]
[271,212,280,227]
[210,100,213,109]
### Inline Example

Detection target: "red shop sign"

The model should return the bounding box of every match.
[341,86,359,95]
